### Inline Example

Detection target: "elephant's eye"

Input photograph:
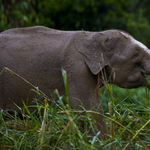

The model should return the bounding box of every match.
[132,51,140,62]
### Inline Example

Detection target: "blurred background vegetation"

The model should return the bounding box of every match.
[1,0,150,47]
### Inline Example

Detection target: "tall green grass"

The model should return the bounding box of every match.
[0,68,150,149]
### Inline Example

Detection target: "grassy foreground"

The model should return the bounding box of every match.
[0,69,150,150]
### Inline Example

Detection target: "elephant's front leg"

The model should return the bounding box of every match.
[91,97,108,140]
[69,86,108,139]
[68,72,108,140]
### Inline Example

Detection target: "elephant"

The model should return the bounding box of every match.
[0,26,150,139]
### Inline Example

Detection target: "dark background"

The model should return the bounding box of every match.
[1,0,150,47]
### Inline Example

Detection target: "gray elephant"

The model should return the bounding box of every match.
[0,26,150,139]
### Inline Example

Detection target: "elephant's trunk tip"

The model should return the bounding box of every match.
[145,80,150,89]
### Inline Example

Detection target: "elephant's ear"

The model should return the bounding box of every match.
[75,32,119,75]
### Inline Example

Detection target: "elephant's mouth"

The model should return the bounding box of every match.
[128,72,150,88]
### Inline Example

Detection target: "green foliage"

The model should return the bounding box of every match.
[0,0,38,31]
[0,85,150,149]
[101,84,150,149]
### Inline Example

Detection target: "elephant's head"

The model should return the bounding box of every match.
[77,30,150,89]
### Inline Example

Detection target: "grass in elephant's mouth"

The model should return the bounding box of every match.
[0,69,150,149]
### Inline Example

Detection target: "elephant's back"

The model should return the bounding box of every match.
[0,26,67,51]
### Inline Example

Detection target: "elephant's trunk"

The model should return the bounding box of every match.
[143,54,150,75]
[145,78,150,89]
[142,52,150,89]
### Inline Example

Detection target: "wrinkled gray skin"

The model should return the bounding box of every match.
[0,26,150,139]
